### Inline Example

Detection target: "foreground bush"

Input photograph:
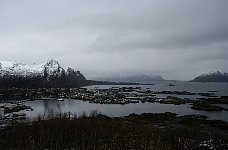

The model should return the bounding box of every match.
[0,113,227,150]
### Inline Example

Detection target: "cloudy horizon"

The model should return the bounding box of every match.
[0,0,228,80]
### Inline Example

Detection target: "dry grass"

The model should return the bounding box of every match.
[0,112,228,150]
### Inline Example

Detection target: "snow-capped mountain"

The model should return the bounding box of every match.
[0,59,87,88]
[0,59,63,77]
[191,71,228,82]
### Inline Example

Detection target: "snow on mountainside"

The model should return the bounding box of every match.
[44,59,63,76]
[0,59,87,88]
[0,59,63,77]
[191,71,228,82]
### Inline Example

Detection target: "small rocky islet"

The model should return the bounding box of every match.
[0,86,225,105]
[0,86,228,114]
[0,86,228,130]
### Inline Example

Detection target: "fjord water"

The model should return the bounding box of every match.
[85,80,228,97]
[21,81,228,121]
[22,99,228,122]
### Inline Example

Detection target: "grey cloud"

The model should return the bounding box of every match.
[0,0,228,80]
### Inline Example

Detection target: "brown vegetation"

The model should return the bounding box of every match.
[0,112,228,150]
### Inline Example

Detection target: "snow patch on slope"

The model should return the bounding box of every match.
[0,59,62,77]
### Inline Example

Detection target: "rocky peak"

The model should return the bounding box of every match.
[45,59,60,67]
[44,59,63,76]
[0,59,78,78]
[191,71,228,82]
[0,59,86,88]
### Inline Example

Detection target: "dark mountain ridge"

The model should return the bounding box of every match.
[0,59,139,88]
[0,59,87,88]
[191,71,228,82]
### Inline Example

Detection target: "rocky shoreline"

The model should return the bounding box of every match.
[0,86,228,109]
[1,86,228,129]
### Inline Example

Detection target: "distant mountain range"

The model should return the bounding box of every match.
[0,59,87,88]
[191,71,228,82]
[93,73,165,83]
[0,59,141,88]
[5,59,226,87]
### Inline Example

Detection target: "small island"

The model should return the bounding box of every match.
[191,101,228,111]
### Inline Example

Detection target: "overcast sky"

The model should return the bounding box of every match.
[0,0,228,80]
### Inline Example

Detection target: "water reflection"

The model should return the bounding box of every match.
[22,99,228,122]
[42,100,60,117]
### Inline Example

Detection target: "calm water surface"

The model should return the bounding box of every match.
[85,81,228,99]
[19,81,228,121]
[22,99,228,122]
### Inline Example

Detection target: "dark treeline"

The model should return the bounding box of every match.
[0,74,138,89]
[191,71,228,82]
[0,69,87,88]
